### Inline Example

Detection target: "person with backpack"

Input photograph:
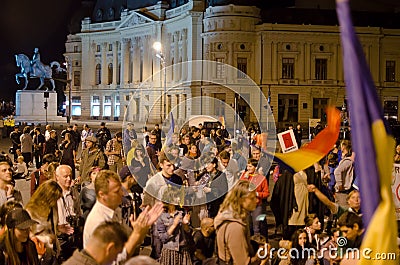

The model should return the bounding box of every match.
[214,180,262,265]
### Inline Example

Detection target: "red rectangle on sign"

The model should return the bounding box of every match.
[282,132,294,148]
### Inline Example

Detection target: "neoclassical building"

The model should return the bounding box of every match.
[64,0,400,129]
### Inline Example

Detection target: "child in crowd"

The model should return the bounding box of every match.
[14,155,28,179]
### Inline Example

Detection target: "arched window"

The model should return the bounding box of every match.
[108,63,113,84]
[95,64,101,85]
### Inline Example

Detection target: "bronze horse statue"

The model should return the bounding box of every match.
[15,54,62,91]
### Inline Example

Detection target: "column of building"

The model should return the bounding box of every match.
[299,42,305,81]
[179,94,186,122]
[132,37,141,83]
[142,35,151,82]
[272,42,278,82]
[112,41,118,85]
[331,43,337,81]
[305,43,311,80]
[181,29,188,81]
[165,33,172,83]
[121,38,130,86]
[89,42,97,85]
[101,42,108,85]
[173,31,180,83]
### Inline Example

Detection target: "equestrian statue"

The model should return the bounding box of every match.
[15,48,64,91]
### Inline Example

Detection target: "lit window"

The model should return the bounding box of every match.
[91,96,100,117]
[71,96,81,116]
[104,96,112,117]
[114,95,120,117]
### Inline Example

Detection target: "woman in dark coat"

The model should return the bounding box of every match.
[202,157,228,218]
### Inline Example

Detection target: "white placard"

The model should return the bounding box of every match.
[277,129,298,153]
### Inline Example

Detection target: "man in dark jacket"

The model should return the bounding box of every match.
[71,124,81,151]
[9,126,21,162]
[96,122,111,151]
[33,127,45,168]
[44,130,58,156]
[270,170,297,240]
[63,222,128,265]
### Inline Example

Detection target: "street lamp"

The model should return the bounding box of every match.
[153,41,167,122]
[63,60,72,124]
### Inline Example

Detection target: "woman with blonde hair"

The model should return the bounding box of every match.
[214,180,260,264]
[25,180,63,261]
[46,162,59,181]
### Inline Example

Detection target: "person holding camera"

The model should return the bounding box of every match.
[55,165,82,262]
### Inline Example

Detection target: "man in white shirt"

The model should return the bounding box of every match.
[44,124,52,141]
[218,150,239,191]
[55,165,81,261]
[143,152,183,206]
[84,169,163,263]
[84,170,123,247]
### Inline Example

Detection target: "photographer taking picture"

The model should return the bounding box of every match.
[55,164,82,262]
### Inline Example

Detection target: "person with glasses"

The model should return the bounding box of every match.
[0,161,23,207]
[55,165,82,261]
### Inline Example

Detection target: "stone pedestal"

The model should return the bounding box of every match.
[15,90,66,123]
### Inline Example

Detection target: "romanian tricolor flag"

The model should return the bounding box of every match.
[273,106,341,173]
[336,0,398,263]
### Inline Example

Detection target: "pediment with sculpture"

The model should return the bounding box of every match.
[118,11,154,29]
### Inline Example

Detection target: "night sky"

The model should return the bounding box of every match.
[0,0,82,100]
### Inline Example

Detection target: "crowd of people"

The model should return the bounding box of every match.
[0,120,398,265]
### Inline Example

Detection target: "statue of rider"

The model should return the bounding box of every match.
[31,48,44,77]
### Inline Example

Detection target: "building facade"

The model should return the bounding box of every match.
[64,0,400,130]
